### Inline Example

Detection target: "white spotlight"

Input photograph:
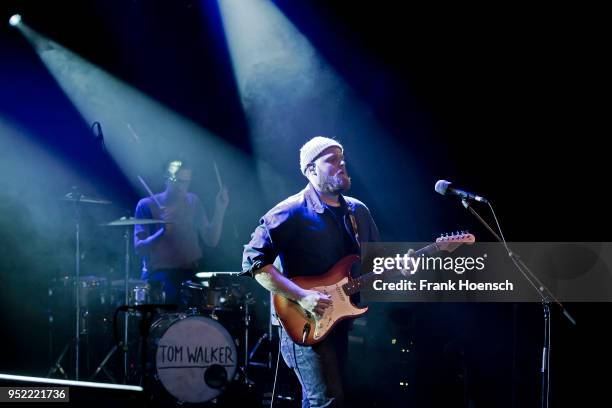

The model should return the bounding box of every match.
[9,14,22,27]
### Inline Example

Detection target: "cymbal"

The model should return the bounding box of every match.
[61,192,112,205]
[103,216,169,226]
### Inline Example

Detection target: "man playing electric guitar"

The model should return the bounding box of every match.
[242,136,380,408]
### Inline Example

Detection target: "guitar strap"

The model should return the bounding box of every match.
[348,210,361,249]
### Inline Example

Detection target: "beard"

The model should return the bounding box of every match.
[316,172,351,194]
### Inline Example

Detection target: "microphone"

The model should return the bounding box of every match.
[91,121,106,151]
[435,180,488,203]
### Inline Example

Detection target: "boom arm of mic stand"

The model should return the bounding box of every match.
[460,199,576,326]
[459,198,576,408]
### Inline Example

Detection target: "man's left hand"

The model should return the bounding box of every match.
[400,248,419,276]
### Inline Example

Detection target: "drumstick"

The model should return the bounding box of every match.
[137,175,164,209]
[214,161,234,233]
[213,161,223,190]
[126,123,141,143]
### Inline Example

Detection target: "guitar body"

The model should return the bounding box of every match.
[273,254,368,346]
[273,232,475,346]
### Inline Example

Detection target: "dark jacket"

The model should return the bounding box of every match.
[242,183,380,279]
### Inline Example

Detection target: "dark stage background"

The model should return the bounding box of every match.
[0,1,607,407]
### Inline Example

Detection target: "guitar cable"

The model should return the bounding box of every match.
[269,335,282,408]
[263,225,284,408]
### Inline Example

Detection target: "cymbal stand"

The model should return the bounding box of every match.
[47,187,83,380]
[89,344,119,383]
[74,191,82,380]
[91,223,132,383]
[122,224,131,383]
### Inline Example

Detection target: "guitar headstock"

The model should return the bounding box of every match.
[435,231,476,253]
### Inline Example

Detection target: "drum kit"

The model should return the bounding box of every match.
[47,188,268,406]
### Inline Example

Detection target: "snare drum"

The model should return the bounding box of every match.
[132,284,149,305]
[149,313,238,404]
[179,280,208,311]
[180,279,236,311]
[111,279,159,307]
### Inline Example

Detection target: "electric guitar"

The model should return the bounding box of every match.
[273,232,476,345]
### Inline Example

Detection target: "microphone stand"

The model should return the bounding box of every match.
[73,188,82,381]
[459,198,576,408]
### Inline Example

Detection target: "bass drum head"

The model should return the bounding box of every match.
[152,314,238,404]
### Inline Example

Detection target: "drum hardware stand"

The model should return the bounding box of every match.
[92,216,169,384]
[248,333,269,368]
[93,306,159,387]
[47,187,84,380]
[249,298,275,370]
[47,337,73,379]
[89,343,119,383]
[122,224,131,383]
[89,223,133,383]
[137,311,154,391]
[90,305,126,383]
[48,287,96,379]
[47,307,53,374]
[101,305,176,391]
[237,293,257,387]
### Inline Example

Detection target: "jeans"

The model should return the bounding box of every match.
[279,321,349,408]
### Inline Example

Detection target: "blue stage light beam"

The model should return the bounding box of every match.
[217,0,408,211]
[13,22,253,199]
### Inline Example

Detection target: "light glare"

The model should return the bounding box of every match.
[9,14,22,27]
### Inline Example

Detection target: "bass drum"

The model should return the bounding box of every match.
[149,313,238,404]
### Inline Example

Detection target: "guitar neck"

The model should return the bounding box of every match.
[342,243,441,296]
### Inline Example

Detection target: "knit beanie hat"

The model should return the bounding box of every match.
[299,136,343,175]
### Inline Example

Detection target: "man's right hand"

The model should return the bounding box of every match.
[298,289,332,317]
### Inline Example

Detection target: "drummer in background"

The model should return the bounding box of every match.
[133,160,229,305]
